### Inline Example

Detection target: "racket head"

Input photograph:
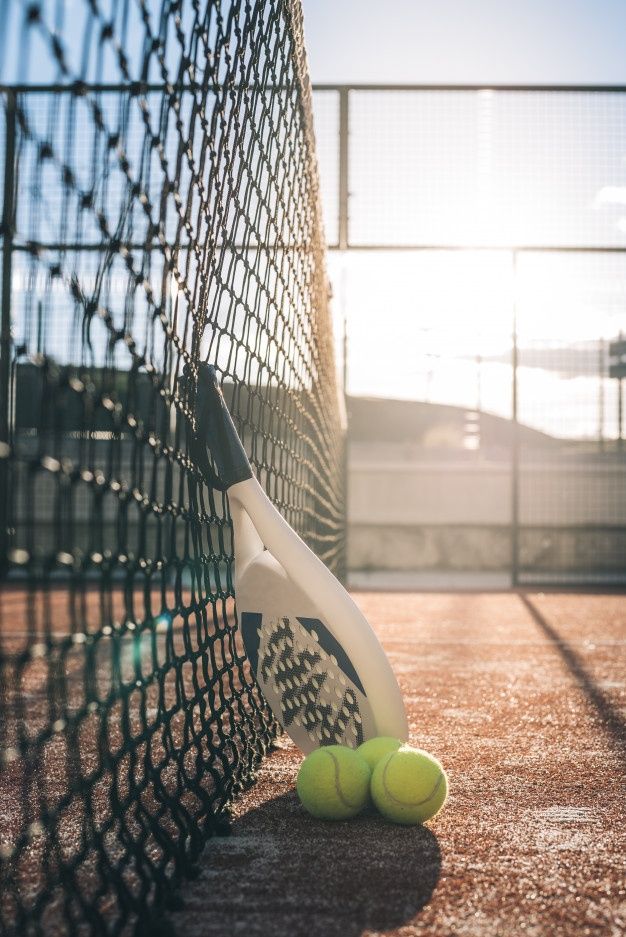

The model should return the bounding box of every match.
[182,364,406,749]
[237,550,378,753]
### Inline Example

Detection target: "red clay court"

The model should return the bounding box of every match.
[172,589,626,937]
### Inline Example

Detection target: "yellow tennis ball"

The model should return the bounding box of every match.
[296,745,371,820]
[357,736,403,773]
[371,747,448,825]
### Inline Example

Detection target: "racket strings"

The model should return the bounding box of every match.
[259,616,366,747]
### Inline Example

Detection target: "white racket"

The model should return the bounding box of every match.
[184,364,408,753]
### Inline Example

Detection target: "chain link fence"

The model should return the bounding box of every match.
[312,85,626,585]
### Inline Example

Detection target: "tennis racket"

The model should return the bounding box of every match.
[183,364,408,753]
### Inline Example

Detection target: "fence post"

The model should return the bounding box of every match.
[598,338,604,452]
[338,88,349,251]
[511,249,520,588]
[337,89,350,581]
[1,90,16,571]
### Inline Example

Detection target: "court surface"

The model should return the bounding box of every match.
[172,590,626,937]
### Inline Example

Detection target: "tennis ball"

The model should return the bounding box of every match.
[357,736,403,773]
[371,747,448,825]
[296,745,371,820]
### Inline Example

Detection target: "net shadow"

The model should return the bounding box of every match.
[519,593,626,763]
[172,790,442,937]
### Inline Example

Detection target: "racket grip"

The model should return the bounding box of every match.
[187,364,253,489]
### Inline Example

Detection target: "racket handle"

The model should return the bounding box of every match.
[190,364,253,489]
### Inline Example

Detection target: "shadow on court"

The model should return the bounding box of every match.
[173,791,441,937]
[519,592,626,762]
[171,591,626,937]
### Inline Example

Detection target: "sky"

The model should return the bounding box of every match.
[302,0,626,86]
[301,0,626,440]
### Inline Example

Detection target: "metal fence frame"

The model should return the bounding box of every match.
[313,83,626,587]
[3,82,625,587]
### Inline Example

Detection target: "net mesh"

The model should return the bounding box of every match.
[0,0,344,933]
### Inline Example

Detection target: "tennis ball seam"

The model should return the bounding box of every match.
[380,758,444,807]
[324,749,360,809]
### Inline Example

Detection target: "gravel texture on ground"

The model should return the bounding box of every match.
[172,591,626,937]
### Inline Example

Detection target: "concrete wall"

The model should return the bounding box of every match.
[348,451,626,573]
[348,523,626,572]
[349,458,511,526]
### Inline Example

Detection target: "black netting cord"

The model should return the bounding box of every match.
[0,0,345,933]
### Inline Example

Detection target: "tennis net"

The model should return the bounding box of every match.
[0,0,344,933]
